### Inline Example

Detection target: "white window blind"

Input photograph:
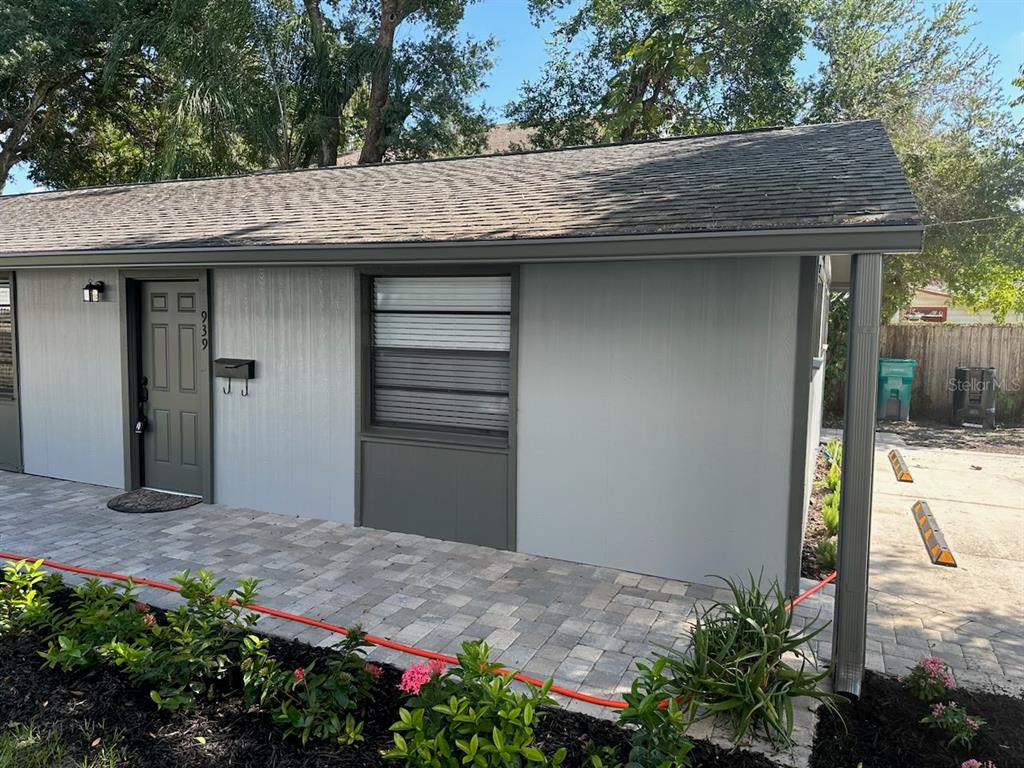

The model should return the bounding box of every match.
[371,275,511,436]
[0,282,13,399]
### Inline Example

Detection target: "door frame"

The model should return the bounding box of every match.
[0,270,23,472]
[118,269,213,501]
[353,264,519,550]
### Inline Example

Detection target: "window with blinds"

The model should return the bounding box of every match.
[370,276,512,437]
[0,282,13,399]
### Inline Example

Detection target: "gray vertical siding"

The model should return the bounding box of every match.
[212,267,356,522]
[517,257,800,585]
[17,269,125,488]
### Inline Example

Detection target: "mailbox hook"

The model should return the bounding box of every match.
[222,378,232,395]
[240,379,249,397]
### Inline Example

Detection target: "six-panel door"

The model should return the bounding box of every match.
[141,282,204,495]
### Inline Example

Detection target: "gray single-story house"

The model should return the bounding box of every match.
[0,119,921,693]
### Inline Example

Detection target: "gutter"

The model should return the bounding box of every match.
[0,225,923,269]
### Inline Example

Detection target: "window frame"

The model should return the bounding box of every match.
[358,266,519,450]
[0,275,17,402]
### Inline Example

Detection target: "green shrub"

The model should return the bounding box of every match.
[41,578,151,670]
[820,493,840,537]
[105,569,261,710]
[824,439,843,467]
[241,629,377,745]
[385,640,566,767]
[905,656,955,701]
[921,701,985,747]
[823,460,841,492]
[617,656,693,767]
[655,574,836,747]
[0,559,61,636]
[240,634,289,709]
[814,537,838,570]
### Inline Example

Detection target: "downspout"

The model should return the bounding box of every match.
[832,252,883,696]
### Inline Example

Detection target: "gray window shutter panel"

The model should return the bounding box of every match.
[371,276,512,435]
[0,282,13,398]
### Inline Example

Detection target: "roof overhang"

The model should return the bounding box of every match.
[0,224,923,269]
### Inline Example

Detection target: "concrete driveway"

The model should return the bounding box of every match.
[818,427,1024,690]
[871,441,1023,634]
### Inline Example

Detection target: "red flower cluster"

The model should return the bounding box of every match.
[294,667,306,681]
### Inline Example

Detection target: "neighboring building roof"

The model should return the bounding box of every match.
[0,120,920,258]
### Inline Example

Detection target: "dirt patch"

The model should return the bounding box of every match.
[801,450,835,580]
[811,670,1024,768]
[824,416,1024,455]
[884,419,1024,455]
[0,620,782,768]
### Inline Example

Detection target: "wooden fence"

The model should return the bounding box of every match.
[879,324,1024,423]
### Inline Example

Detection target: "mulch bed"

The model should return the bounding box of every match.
[0,608,781,767]
[800,448,834,580]
[811,670,1024,768]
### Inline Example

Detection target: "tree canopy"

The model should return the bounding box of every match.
[0,0,493,191]
[3,0,1021,320]
[510,0,1024,320]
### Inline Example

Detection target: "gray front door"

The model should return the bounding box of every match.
[0,274,22,472]
[141,281,204,495]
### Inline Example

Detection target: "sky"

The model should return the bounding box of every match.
[4,0,1023,195]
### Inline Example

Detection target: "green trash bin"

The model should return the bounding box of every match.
[878,358,918,421]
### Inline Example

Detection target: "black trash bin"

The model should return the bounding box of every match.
[951,367,996,429]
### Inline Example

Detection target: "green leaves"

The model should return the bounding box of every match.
[385,640,562,767]
[643,573,836,748]
[241,626,375,745]
[509,0,810,144]
[0,559,60,637]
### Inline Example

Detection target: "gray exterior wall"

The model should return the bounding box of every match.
[16,269,125,487]
[516,257,801,585]
[211,267,356,522]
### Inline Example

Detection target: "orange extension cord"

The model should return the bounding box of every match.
[0,550,837,710]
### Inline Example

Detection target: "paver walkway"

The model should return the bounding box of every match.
[3,466,1020,764]
[808,430,1024,695]
[0,469,825,765]
[0,472,714,701]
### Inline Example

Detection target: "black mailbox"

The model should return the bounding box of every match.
[214,358,256,380]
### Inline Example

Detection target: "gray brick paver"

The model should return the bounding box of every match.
[4,469,1022,765]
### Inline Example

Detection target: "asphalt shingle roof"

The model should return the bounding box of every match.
[0,120,919,256]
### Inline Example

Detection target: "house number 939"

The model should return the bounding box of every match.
[201,310,209,350]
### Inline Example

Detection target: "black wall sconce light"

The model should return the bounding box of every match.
[83,280,105,303]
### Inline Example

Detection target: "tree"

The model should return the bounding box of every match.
[0,0,148,192]
[510,0,1024,321]
[507,0,810,146]
[355,0,481,164]
[348,31,494,161]
[807,0,1024,320]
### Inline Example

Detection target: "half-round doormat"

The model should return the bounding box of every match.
[107,489,202,514]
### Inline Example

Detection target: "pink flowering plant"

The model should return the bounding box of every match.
[386,640,567,767]
[961,760,997,768]
[241,626,378,745]
[921,701,986,748]
[398,658,448,696]
[905,656,955,701]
